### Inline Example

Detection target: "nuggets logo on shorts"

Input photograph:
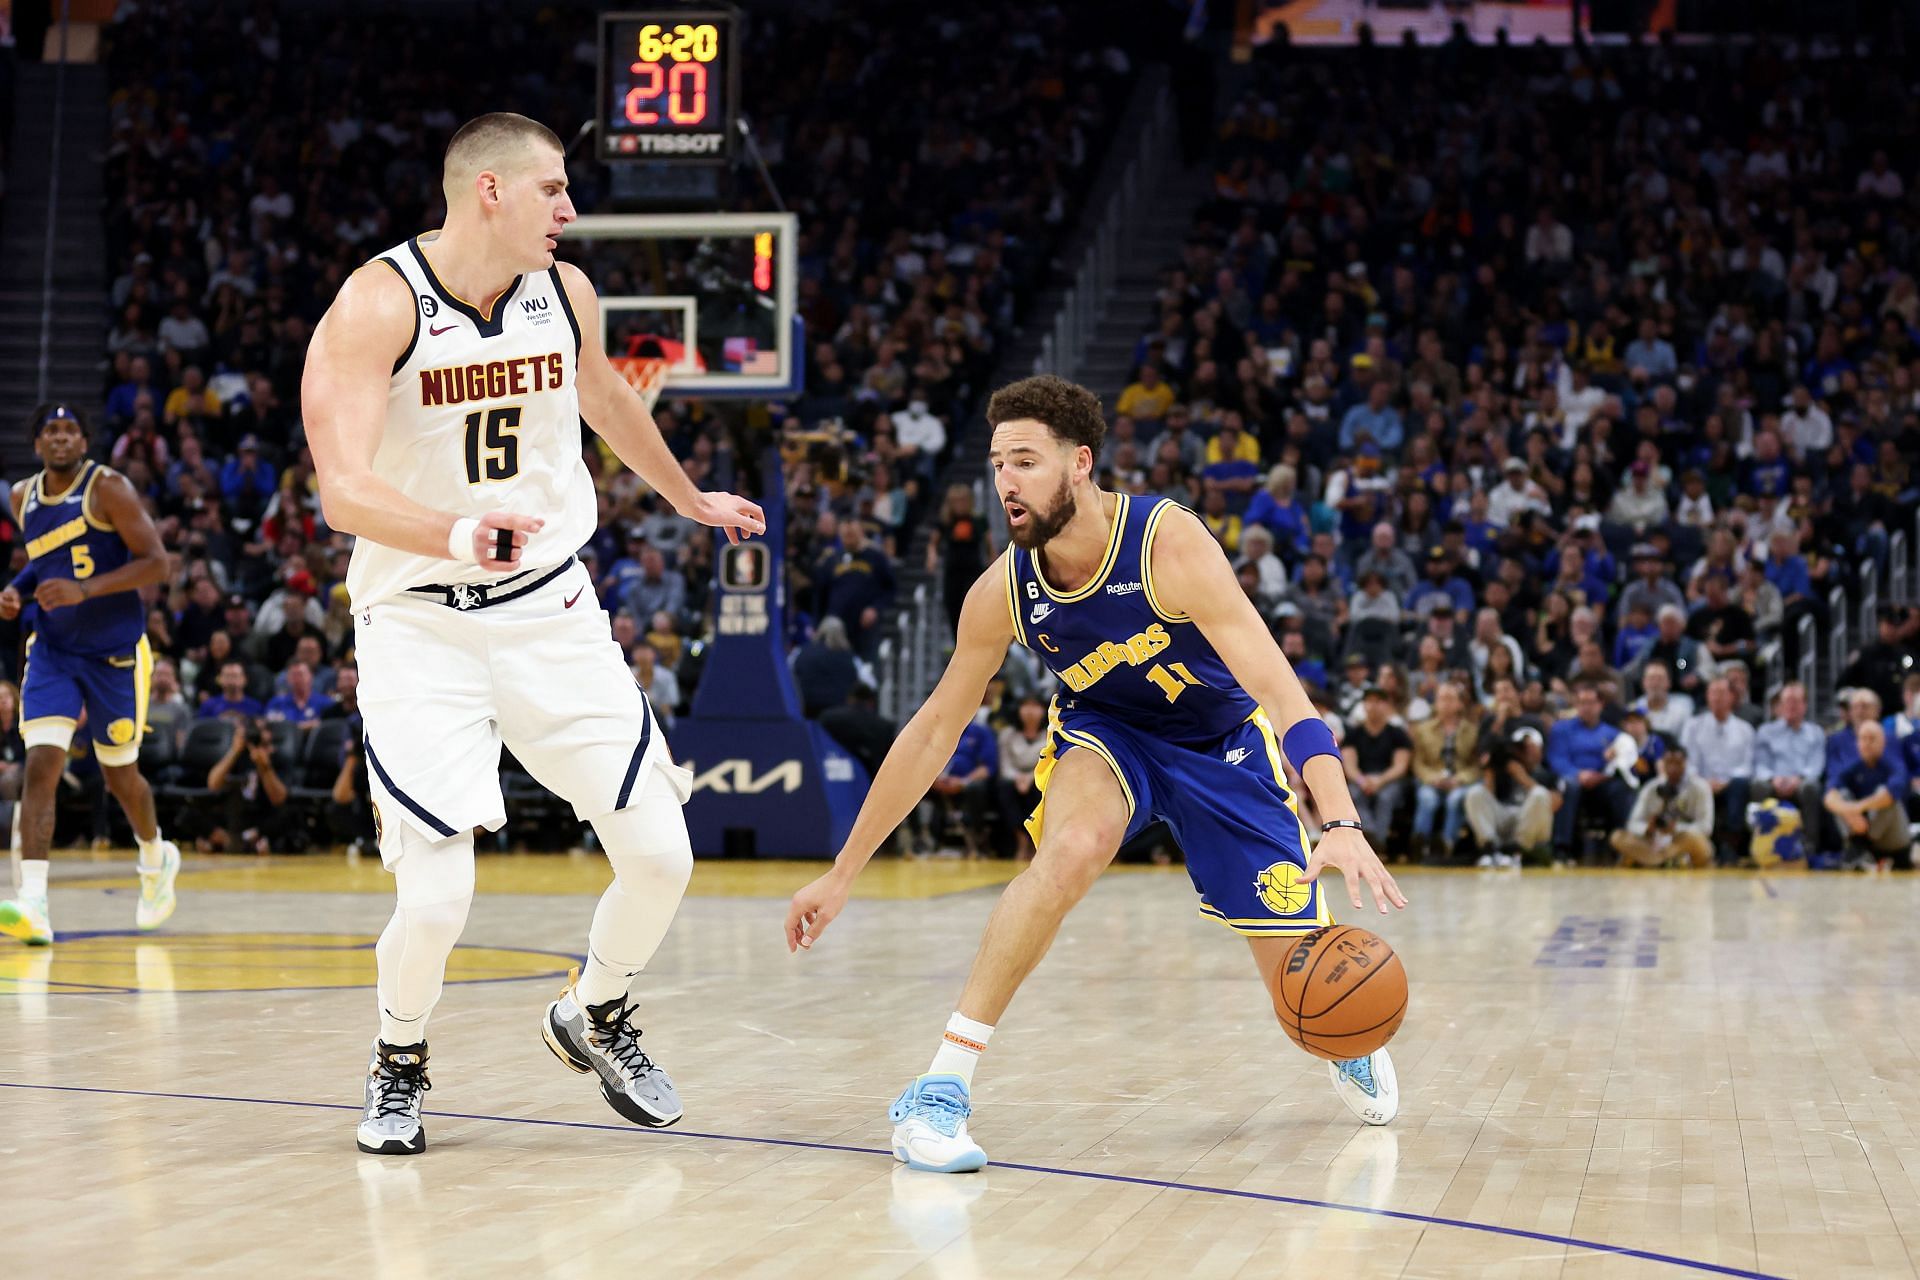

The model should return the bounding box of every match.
[1254,861,1312,915]
[107,718,136,745]
[371,800,385,843]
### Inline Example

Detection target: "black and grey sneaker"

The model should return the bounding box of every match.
[541,969,683,1128]
[356,1040,431,1155]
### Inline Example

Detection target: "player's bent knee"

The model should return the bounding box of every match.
[591,777,695,892]
[390,825,477,910]
[1029,829,1121,899]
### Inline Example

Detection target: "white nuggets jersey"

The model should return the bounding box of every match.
[346,232,597,608]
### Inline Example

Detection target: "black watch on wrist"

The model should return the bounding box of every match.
[1321,819,1365,835]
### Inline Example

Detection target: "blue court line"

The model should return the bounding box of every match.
[0,1080,1788,1279]
[1759,878,1780,899]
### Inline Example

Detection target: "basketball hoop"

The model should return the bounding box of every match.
[611,356,674,411]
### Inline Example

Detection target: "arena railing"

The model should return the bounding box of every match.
[1857,557,1878,637]
[875,582,935,724]
[1823,583,1847,697]
[1892,527,1912,604]
[1033,76,1175,382]
[1796,613,1817,705]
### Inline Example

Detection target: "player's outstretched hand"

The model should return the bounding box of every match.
[683,491,767,545]
[1301,826,1408,915]
[0,586,19,620]
[34,579,86,611]
[786,870,851,954]
[475,511,545,569]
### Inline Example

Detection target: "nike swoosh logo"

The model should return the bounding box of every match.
[564,588,584,609]
[429,324,457,336]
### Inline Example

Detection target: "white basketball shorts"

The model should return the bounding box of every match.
[354,556,688,865]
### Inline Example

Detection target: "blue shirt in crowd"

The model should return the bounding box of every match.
[1548,716,1619,779]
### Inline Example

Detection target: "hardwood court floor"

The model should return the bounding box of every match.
[3,854,1916,1280]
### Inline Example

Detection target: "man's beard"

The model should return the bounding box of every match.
[1007,477,1074,550]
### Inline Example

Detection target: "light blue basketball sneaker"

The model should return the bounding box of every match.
[1329,1048,1398,1125]
[889,1074,988,1173]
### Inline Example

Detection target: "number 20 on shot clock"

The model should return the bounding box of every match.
[597,9,741,163]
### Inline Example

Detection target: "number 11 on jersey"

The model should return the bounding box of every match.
[1145,661,1201,702]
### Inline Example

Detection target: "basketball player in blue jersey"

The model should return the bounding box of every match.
[787,375,1408,1172]
[0,404,180,945]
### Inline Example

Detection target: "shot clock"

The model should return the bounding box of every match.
[597,10,741,163]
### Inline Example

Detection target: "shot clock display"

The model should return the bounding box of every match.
[597,10,740,163]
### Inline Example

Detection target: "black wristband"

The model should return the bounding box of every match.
[1321,820,1365,835]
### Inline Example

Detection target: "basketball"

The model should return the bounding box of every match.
[1272,926,1408,1062]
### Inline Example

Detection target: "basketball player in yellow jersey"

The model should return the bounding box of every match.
[303,113,763,1155]
[786,376,1407,1172]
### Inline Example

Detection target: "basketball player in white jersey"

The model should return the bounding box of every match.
[303,113,764,1155]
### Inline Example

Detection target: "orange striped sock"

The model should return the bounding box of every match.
[927,1012,995,1087]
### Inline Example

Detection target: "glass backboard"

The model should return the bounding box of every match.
[560,212,801,398]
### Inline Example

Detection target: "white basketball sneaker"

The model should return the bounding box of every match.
[1329,1048,1399,1126]
[0,895,51,946]
[889,1074,988,1173]
[136,841,181,931]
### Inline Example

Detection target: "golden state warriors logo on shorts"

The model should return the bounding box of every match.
[106,718,136,746]
[1254,861,1311,915]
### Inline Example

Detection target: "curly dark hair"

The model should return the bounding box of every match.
[986,375,1106,455]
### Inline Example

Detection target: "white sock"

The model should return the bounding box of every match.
[137,829,166,871]
[20,859,48,900]
[927,1012,995,1087]
[574,945,643,1010]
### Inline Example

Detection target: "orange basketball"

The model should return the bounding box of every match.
[1272,925,1407,1061]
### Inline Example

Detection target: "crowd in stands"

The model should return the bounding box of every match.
[1074,34,1920,869]
[30,0,1128,850]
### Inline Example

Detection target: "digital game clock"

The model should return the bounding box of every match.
[597,9,741,163]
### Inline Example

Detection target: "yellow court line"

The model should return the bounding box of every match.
[55,851,1805,901]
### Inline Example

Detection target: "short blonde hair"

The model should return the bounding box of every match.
[443,113,563,203]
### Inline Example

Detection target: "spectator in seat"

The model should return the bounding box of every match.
[265,661,333,729]
[1488,456,1550,527]
[1825,721,1914,870]
[792,616,862,719]
[1549,682,1633,861]
[1611,742,1715,868]
[996,695,1048,861]
[1681,677,1755,862]
[220,434,278,529]
[1753,681,1827,839]
[1607,460,1670,532]
[198,661,264,720]
[1410,681,1478,861]
[1464,726,1558,867]
[1842,607,1917,714]
[1885,674,1920,823]
[203,716,294,853]
[1406,547,1474,622]
[1354,522,1417,600]
[631,643,681,729]
[1343,686,1412,843]
[927,704,998,856]
[145,658,194,755]
[1339,379,1404,454]
[1116,364,1174,422]
[815,517,896,657]
[620,545,687,628]
[892,396,948,485]
[1619,545,1687,624]
[1634,604,1713,698]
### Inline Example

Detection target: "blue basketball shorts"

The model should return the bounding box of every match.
[21,634,152,766]
[1026,702,1331,936]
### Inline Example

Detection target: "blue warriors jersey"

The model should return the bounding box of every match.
[1005,493,1256,747]
[20,461,145,656]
